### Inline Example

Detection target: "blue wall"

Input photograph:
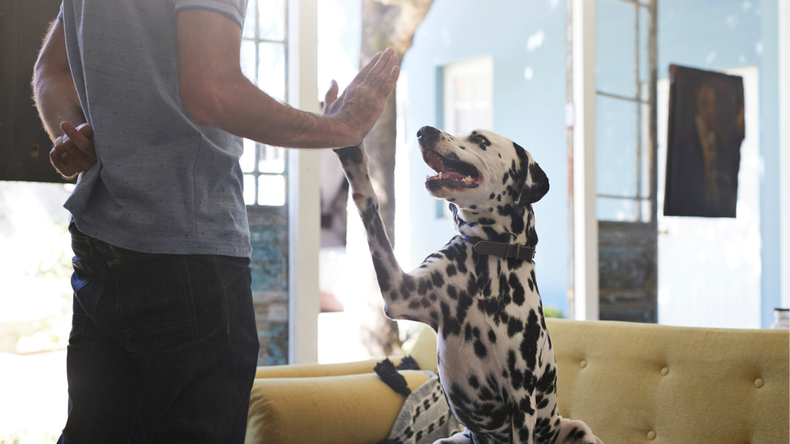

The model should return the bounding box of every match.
[656,0,781,327]
[401,0,569,313]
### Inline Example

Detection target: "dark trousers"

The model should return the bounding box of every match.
[58,223,259,443]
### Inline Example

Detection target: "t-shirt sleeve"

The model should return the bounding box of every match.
[173,0,247,28]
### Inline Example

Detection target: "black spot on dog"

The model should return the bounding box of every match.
[466,274,478,295]
[446,264,457,277]
[440,301,461,339]
[432,271,445,288]
[507,318,523,337]
[521,310,541,370]
[334,145,363,166]
[447,285,458,300]
[475,339,488,359]
[509,273,526,306]
[519,396,536,416]
[488,329,497,344]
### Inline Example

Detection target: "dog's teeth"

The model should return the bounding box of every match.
[437,172,443,179]
[462,175,473,184]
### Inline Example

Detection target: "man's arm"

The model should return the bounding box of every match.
[32,19,96,179]
[177,9,398,149]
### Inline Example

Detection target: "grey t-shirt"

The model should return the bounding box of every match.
[58,0,251,257]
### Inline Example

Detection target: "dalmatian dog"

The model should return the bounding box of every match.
[334,126,602,444]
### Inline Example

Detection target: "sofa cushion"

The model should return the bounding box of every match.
[547,318,789,444]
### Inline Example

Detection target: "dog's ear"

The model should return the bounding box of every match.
[514,142,550,205]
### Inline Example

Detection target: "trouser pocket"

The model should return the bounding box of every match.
[110,253,198,353]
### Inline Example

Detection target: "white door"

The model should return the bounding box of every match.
[657,66,761,328]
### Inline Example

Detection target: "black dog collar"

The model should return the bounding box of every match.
[459,234,536,262]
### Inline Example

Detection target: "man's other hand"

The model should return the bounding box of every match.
[50,122,96,180]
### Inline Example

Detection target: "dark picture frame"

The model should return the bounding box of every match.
[664,64,745,218]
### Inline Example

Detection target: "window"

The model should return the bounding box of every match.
[240,0,291,366]
[240,0,288,207]
[595,0,653,223]
[443,56,493,135]
[439,56,493,217]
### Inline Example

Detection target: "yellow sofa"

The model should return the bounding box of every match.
[246,319,789,444]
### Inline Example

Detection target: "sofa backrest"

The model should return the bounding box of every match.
[547,318,789,444]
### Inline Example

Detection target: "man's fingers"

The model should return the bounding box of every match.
[76,122,94,139]
[350,51,384,86]
[379,65,400,97]
[363,48,395,85]
[55,122,97,171]
[50,145,78,179]
[324,80,339,111]
[61,121,93,153]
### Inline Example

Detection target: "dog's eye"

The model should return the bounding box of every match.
[473,134,488,144]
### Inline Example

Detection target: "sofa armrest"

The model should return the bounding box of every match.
[254,357,405,379]
[246,370,431,444]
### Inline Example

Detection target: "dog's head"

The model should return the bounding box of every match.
[418,126,549,211]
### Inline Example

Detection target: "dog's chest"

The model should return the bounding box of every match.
[434,255,550,435]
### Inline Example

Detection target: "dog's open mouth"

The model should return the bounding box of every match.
[422,149,482,190]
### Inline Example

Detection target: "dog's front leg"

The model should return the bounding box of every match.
[334,143,436,326]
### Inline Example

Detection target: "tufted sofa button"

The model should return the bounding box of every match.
[754,378,764,388]
[661,367,669,376]
[580,360,587,369]
[647,431,656,440]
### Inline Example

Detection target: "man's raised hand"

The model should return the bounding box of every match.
[323,47,399,147]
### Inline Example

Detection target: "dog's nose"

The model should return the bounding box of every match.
[417,126,441,140]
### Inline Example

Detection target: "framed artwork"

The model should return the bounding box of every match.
[664,64,745,218]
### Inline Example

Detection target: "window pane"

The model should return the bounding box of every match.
[597,0,636,97]
[259,145,286,173]
[597,95,637,197]
[597,196,639,222]
[241,40,257,85]
[258,0,286,41]
[258,175,286,206]
[444,57,493,134]
[258,42,286,102]
[240,139,257,173]
[639,101,651,200]
[244,174,257,205]
[243,0,256,39]
[638,6,651,95]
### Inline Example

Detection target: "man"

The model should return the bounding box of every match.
[32,0,398,442]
